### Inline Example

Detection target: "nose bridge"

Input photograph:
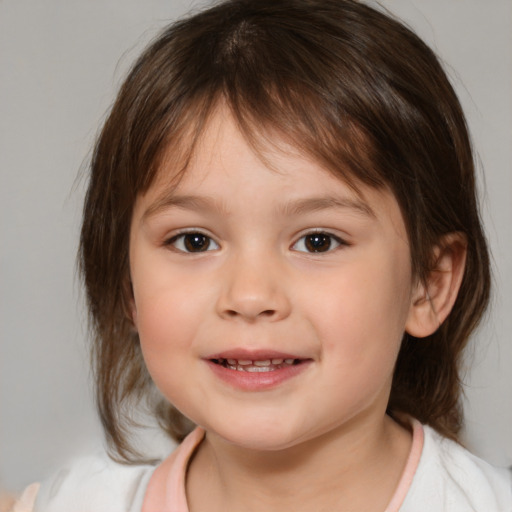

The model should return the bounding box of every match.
[217,247,291,321]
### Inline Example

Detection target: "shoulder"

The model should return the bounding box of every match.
[33,451,156,512]
[401,424,512,511]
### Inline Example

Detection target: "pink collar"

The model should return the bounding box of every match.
[145,419,424,512]
[385,418,424,511]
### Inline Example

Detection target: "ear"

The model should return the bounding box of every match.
[405,232,467,338]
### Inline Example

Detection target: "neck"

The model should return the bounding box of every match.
[186,414,412,512]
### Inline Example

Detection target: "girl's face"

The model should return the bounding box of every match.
[129,107,417,451]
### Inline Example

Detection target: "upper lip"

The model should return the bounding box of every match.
[205,349,307,361]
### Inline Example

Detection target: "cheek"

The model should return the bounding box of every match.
[132,265,206,362]
[133,286,202,405]
[305,256,412,370]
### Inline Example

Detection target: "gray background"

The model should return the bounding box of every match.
[1,0,511,492]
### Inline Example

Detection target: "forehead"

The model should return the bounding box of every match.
[135,107,407,241]
[148,108,331,201]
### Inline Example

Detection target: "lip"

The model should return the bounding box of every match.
[206,349,303,361]
[204,349,312,391]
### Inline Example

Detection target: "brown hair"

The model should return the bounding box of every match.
[79,0,490,461]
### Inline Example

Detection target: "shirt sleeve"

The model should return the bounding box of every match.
[32,453,154,512]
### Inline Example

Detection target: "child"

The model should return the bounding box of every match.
[18,0,511,510]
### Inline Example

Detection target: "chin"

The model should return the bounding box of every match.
[204,418,315,452]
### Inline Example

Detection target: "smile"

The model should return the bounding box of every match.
[211,358,300,372]
[206,353,312,391]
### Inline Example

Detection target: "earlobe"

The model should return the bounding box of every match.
[405,233,467,338]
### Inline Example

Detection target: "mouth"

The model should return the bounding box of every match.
[206,351,312,390]
[210,357,303,373]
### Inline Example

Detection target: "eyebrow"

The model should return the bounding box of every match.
[142,193,375,221]
[281,196,376,218]
[142,193,227,221]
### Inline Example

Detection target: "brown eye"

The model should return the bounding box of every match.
[184,233,210,252]
[292,232,344,253]
[305,233,331,252]
[168,232,219,253]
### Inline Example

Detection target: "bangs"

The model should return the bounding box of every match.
[132,1,395,197]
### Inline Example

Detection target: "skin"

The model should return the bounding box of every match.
[131,107,463,511]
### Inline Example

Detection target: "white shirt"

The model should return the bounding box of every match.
[27,422,512,511]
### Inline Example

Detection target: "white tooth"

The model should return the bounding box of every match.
[271,359,283,364]
[227,359,237,365]
[284,359,295,365]
[238,360,252,365]
[227,364,237,370]
[254,360,271,366]
[246,366,274,372]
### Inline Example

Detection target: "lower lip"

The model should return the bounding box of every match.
[205,360,312,391]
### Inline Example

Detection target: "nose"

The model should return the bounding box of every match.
[216,253,291,322]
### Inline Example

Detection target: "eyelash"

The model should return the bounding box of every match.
[164,230,348,254]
